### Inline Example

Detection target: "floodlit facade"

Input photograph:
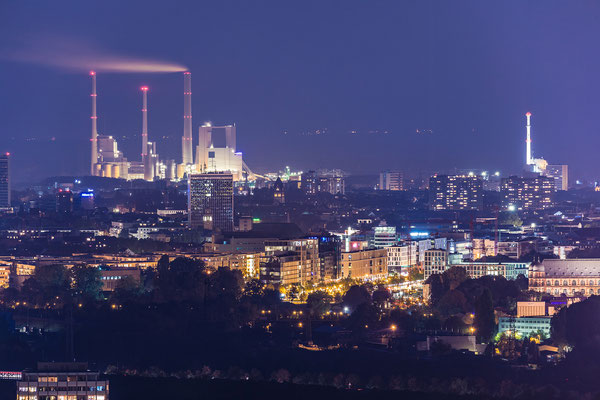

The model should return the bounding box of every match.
[196,124,244,181]
[188,173,234,231]
[387,242,418,273]
[452,261,530,280]
[339,248,388,279]
[529,259,600,297]
[423,249,448,279]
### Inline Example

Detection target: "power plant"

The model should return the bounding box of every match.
[89,71,252,182]
[522,111,569,190]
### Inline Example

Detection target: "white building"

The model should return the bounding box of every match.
[387,242,418,273]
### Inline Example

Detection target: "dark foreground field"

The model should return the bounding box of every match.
[0,375,489,400]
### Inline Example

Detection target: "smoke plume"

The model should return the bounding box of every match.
[4,35,187,73]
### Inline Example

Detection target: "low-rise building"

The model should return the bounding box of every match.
[339,248,387,280]
[17,362,109,400]
[529,258,600,297]
[100,267,141,291]
[452,261,530,280]
[498,316,552,338]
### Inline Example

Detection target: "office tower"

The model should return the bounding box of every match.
[501,175,555,210]
[188,173,234,231]
[301,170,318,194]
[379,171,404,190]
[429,174,483,210]
[0,153,9,208]
[182,72,193,165]
[79,191,95,210]
[544,164,568,191]
[56,189,73,214]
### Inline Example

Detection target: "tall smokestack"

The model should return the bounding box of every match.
[182,71,193,165]
[526,112,532,165]
[141,86,149,158]
[90,71,98,175]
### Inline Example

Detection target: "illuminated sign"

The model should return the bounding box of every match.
[0,371,22,380]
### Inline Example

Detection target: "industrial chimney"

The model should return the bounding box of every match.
[182,71,193,165]
[141,86,149,159]
[90,71,98,176]
[526,112,532,165]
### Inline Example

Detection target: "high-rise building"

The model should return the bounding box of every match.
[379,171,404,191]
[501,176,555,210]
[56,189,73,214]
[301,170,317,194]
[544,164,568,191]
[188,173,234,231]
[429,175,483,211]
[0,153,10,208]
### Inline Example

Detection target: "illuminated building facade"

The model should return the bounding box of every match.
[17,362,109,400]
[372,226,397,248]
[423,249,448,279]
[387,242,418,273]
[188,173,234,231]
[429,175,482,211]
[339,248,388,280]
[529,259,600,297]
[501,176,554,210]
[260,239,319,285]
[452,261,529,280]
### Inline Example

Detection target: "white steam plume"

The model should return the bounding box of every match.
[4,35,186,73]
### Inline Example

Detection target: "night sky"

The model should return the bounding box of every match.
[1,1,600,184]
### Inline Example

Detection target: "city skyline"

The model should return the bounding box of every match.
[1,1,599,183]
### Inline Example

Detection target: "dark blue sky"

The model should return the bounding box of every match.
[1,1,600,183]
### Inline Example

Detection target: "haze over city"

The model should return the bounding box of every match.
[2,1,599,183]
[5,2,600,400]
